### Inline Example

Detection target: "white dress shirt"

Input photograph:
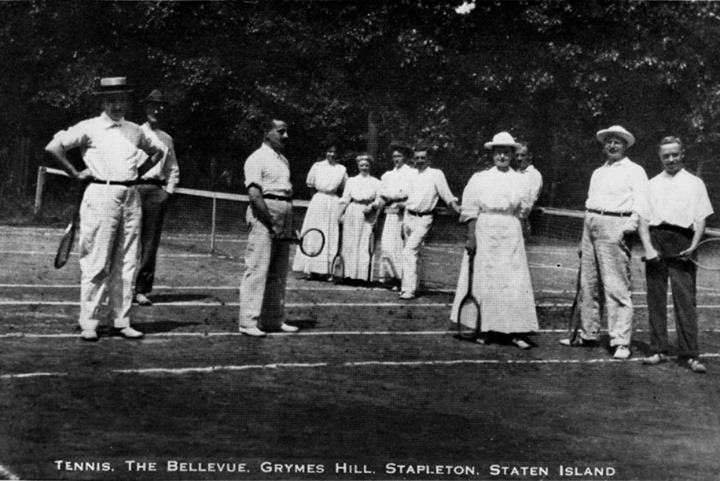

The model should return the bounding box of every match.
[519,164,543,206]
[51,112,167,182]
[585,157,649,214]
[640,168,713,229]
[340,174,381,205]
[140,123,180,193]
[405,167,457,213]
[244,143,292,197]
[460,167,529,222]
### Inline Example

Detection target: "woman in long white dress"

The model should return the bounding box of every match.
[338,154,381,282]
[292,146,347,278]
[450,132,538,349]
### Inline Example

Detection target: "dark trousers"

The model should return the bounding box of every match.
[645,225,699,358]
[135,184,170,295]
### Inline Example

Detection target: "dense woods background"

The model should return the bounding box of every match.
[3,0,720,224]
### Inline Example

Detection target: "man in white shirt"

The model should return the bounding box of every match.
[377,141,416,288]
[637,136,712,373]
[399,145,461,300]
[560,125,649,359]
[45,77,167,341]
[516,141,543,238]
[239,119,299,337]
[134,89,180,306]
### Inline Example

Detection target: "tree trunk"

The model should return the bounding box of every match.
[367,109,378,160]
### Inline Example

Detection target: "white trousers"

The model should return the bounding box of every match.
[401,213,432,294]
[239,200,293,330]
[78,184,141,330]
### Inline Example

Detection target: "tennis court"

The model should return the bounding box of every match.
[2,194,720,481]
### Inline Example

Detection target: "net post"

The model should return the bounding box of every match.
[34,166,47,216]
[210,196,217,254]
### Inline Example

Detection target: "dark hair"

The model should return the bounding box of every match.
[389,140,413,159]
[261,118,284,135]
[413,142,434,158]
[658,136,682,151]
[516,139,530,150]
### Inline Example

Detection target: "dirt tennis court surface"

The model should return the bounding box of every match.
[1,226,720,481]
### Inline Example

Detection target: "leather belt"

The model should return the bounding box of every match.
[91,179,137,186]
[137,179,165,187]
[351,199,374,205]
[587,209,632,217]
[407,209,433,217]
[264,194,292,202]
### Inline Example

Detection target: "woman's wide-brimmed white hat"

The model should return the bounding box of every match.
[484,131,520,149]
[596,125,635,147]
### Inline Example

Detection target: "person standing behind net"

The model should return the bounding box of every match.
[134,89,180,306]
[637,136,712,373]
[559,125,649,360]
[399,144,460,300]
[292,145,347,280]
[377,141,416,290]
[515,141,543,239]
[239,119,299,337]
[450,132,538,349]
[44,76,168,341]
[337,153,382,282]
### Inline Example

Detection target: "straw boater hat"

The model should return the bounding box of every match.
[143,89,169,104]
[484,131,520,149]
[596,125,635,147]
[93,77,133,96]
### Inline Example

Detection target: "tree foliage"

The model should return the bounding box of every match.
[2,0,720,215]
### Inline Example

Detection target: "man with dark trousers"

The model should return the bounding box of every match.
[134,89,180,306]
[638,136,712,373]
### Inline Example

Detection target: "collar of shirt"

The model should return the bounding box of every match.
[100,112,123,129]
[658,168,687,181]
[602,156,630,168]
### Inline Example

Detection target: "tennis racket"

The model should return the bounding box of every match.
[277,228,325,258]
[641,237,720,269]
[566,252,582,344]
[367,224,377,283]
[456,248,481,340]
[331,222,345,282]
[54,181,88,269]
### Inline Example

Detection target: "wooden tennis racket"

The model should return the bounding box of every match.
[456,248,481,340]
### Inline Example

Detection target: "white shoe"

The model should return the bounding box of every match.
[239,326,267,337]
[613,345,631,360]
[399,291,415,300]
[118,327,144,339]
[80,329,98,342]
[279,323,299,333]
[512,337,531,350]
[135,293,153,306]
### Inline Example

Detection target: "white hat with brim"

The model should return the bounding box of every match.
[484,131,520,149]
[93,76,133,96]
[596,125,635,148]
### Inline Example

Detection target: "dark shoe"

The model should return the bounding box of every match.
[642,353,668,365]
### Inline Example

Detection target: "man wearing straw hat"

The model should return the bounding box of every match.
[560,125,649,359]
[45,76,168,341]
[134,89,180,306]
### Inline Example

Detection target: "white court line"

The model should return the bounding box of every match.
[0,301,450,307]
[3,353,720,379]
[6,300,720,309]
[4,327,720,340]
[0,464,20,481]
[0,250,216,258]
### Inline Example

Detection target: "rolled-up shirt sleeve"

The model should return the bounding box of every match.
[434,170,458,206]
[52,122,90,151]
